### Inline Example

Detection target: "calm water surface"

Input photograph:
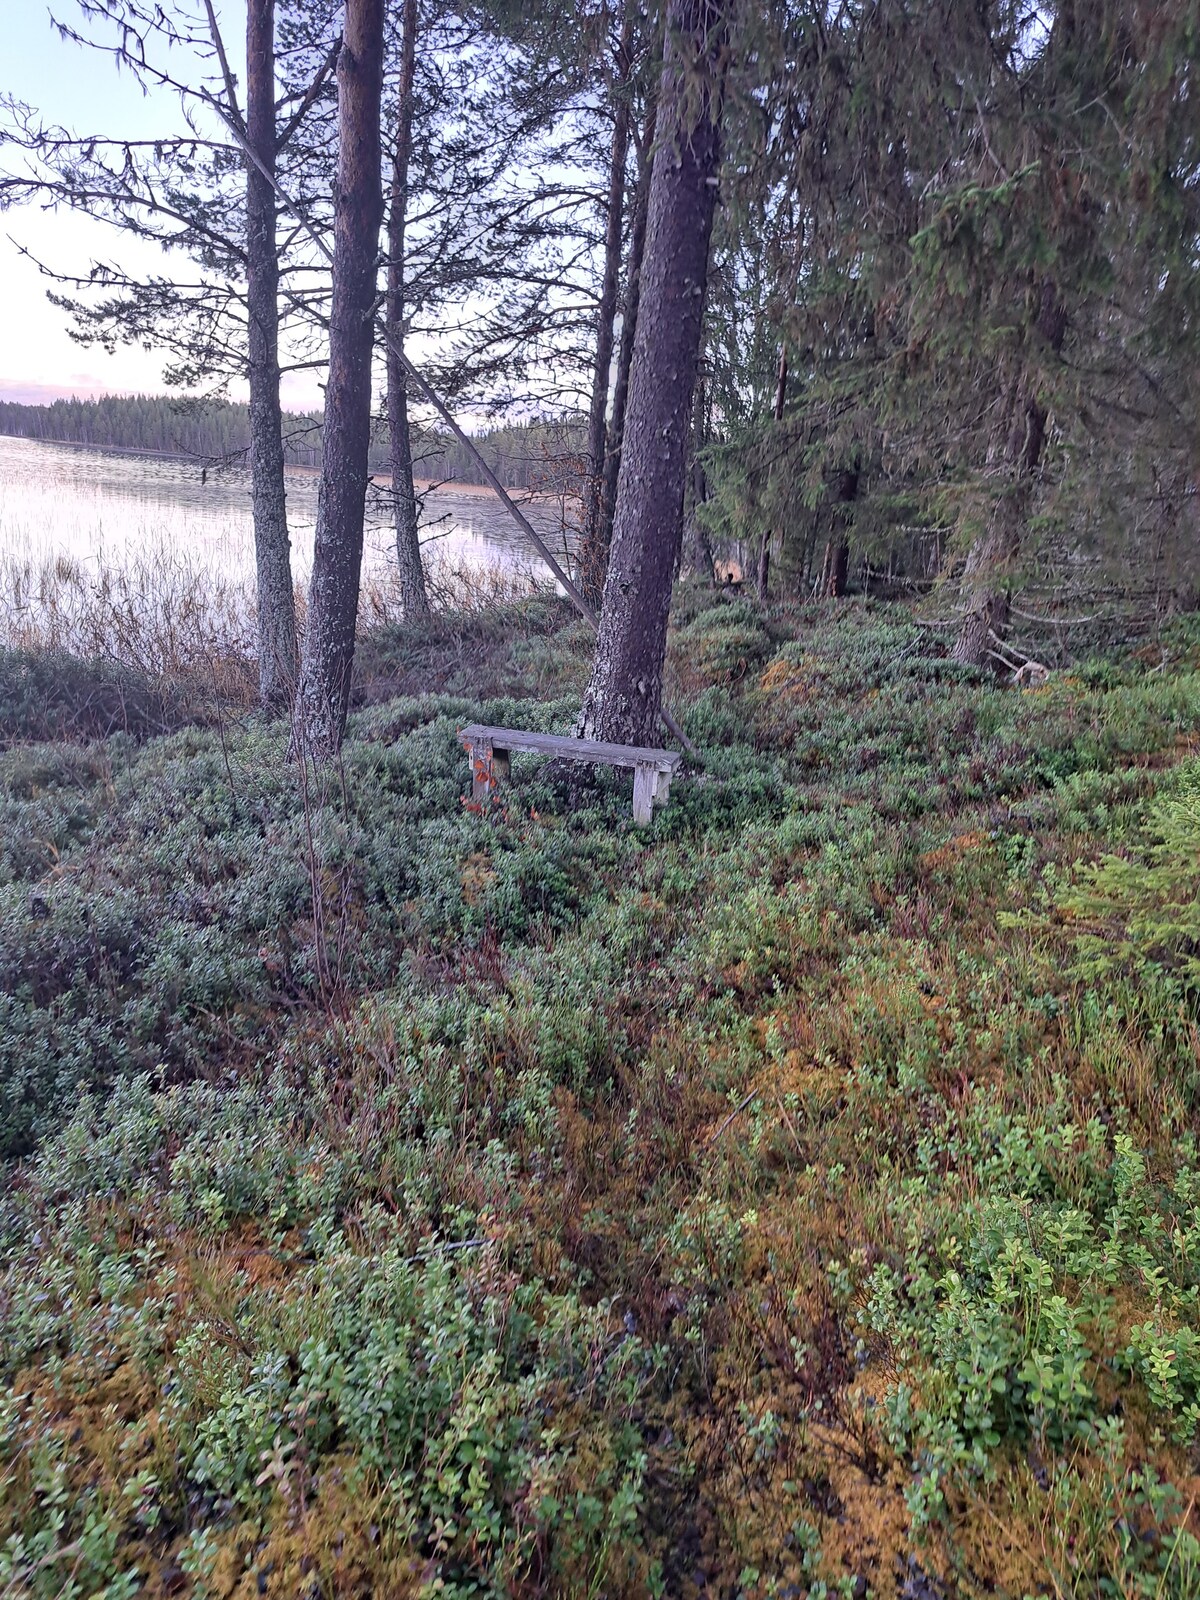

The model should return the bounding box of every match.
[0,434,571,588]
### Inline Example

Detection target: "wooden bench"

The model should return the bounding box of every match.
[458,723,682,824]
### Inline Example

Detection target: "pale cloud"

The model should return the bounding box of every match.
[0,2,333,407]
[0,209,184,399]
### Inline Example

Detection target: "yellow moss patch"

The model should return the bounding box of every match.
[759,656,814,698]
[919,831,987,873]
[460,849,497,905]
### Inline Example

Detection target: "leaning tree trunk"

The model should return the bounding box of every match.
[294,0,385,760]
[246,0,297,711]
[953,280,1066,666]
[385,0,427,616]
[598,91,658,573]
[578,1,635,611]
[578,0,726,746]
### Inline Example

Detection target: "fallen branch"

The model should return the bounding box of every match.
[987,630,1050,684]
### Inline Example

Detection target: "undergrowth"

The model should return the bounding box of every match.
[2,593,1200,1599]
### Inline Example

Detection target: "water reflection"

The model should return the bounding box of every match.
[0,434,573,585]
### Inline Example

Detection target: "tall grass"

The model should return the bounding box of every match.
[359,548,555,625]
[0,550,256,669]
[0,546,558,711]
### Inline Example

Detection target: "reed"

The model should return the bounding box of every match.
[359,548,554,626]
[0,546,556,706]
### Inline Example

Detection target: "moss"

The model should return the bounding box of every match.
[3,600,1200,1596]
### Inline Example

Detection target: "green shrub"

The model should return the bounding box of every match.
[1052,758,1200,996]
[6,600,1200,1599]
[179,1238,654,1596]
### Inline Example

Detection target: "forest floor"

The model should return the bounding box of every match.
[2,590,1200,1600]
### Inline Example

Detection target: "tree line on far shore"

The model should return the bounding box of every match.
[0,395,582,491]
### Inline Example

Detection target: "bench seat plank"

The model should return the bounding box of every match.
[458,722,682,824]
[459,723,680,772]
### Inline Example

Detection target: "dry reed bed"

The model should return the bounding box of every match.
[0,549,555,705]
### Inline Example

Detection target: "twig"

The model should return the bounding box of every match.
[704,1090,759,1148]
[1008,604,1103,626]
[275,35,342,154]
[773,1094,805,1155]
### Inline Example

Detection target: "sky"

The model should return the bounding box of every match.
[1,2,323,408]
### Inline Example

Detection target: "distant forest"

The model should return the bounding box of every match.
[0,394,583,491]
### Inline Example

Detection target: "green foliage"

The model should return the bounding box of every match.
[669,597,774,688]
[0,647,176,743]
[1051,759,1200,995]
[0,1388,143,1600]
[5,602,1200,1597]
[184,1242,652,1593]
[860,1107,1200,1488]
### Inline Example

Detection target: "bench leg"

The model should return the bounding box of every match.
[632,763,656,825]
[653,769,672,807]
[470,741,494,802]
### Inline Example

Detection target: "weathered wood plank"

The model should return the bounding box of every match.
[632,763,657,825]
[459,723,681,772]
[468,738,494,802]
[459,722,684,823]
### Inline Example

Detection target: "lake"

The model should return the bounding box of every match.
[0,433,573,600]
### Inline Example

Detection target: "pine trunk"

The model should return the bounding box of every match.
[820,537,850,596]
[578,0,726,746]
[820,466,858,597]
[294,0,385,759]
[385,0,427,616]
[246,0,297,711]
[951,391,1046,666]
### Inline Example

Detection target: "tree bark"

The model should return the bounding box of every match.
[820,534,850,596]
[950,388,1038,666]
[294,0,385,759]
[953,280,1066,666]
[597,91,658,577]
[681,375,715,582]
[385,0,428,616]
[820,465,858,597]
[757,347,788,603]
[246,0,297,711]
[578,3,635,612]
[578,0,726,746]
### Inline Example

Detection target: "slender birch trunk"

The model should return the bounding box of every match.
[246,0,297,711]
[598,91,658,570]
[578,0,726,746]
[294,0,385,759]
[385,0,428,616]
[681,375,715,582]
[578,1,635,610]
